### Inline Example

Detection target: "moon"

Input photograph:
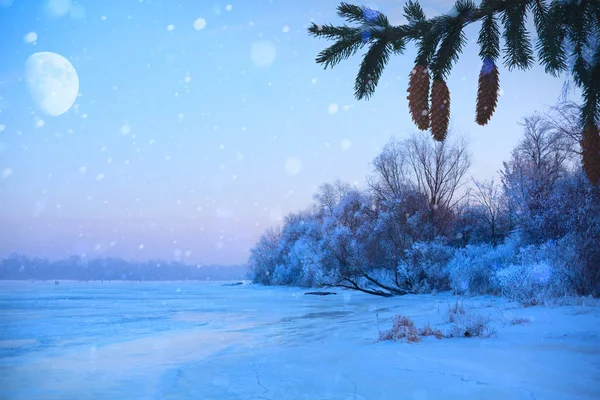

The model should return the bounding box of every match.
[25,52,79,117]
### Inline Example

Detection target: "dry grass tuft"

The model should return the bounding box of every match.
[379,315,421,343]
[448,298,466,323]
[510,317,531,326]
[418,322,444,339]
[447,313,496,338]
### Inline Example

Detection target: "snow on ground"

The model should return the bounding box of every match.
[0,281,599,399]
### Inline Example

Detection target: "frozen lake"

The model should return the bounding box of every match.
[1,281,599,399]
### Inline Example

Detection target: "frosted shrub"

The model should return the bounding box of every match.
[447,312,495,338]
[496,261,564,306]
[271,263,298,286]
[399,239,453,293]
[447,243,517,295]
[495,239,572,305]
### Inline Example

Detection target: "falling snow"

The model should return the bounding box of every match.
[341,139,352,150]
[23,32,37,43]
[193,18,206,30]
[121,124,131,134]
[251,41,276,67]
[328,103,339,115]
[1,167,12,179]
[284,158,302,176]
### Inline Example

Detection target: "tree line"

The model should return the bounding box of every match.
[0,255,247,281]
[249,101,600,303]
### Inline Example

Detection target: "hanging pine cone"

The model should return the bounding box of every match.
[407,65,430,131]
[476,58,500,126]
[430,79,450,141]
[581,122,600,186]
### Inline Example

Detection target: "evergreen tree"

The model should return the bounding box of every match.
[308,0,600,185]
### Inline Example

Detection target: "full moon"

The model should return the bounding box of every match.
[25,52,79,117]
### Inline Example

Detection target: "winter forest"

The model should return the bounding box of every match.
[249,100,600,304]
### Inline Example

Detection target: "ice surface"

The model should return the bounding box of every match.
[0,282,599,399]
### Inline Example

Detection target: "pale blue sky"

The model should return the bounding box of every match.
[0,0,571,264]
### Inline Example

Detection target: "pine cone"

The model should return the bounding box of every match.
[407,65,430,131]
[476,59,500,126]
[581,122,600,186]
[430,79,450,141]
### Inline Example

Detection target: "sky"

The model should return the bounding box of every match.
[0,0,574,265]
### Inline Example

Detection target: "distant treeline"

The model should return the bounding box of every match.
[0,255,248,281]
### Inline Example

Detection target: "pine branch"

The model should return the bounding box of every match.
[564,0,596,88]
[309,24,367,69]
[355,38,392,99]
[414,17,444,66]
[337,3,370,24]
[403,0,427,23]
[535,1,567,76]
[501,0,534,70]
[478,12,500,61]
[431,1,474,80]
[581,43,600,126]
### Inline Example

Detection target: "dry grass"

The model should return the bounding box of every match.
[378,315,421,343]
[418,322,444,339]
[510,317,531,326]
[447,313,496,338]
[378,317,444,343]
[447,298,466,323]
[379,300,498,343]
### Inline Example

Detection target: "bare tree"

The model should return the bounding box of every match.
[471,178,506,246]
[404,132,471,237]
[544,101,582,156]
[516,114,573,184]
[312,180,351,218]
[502,113,575,224]
[367,138,409,202]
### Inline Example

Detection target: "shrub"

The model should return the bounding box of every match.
[496,262,561,306]
[398,239,454,293]
[447,312,495,338]
[447,239,519,295]
[445,299,495,338]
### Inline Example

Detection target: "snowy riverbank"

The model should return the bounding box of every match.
[1,281,599,399]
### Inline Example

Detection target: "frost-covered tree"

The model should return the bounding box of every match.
[540,171,600,294]
[270,210,323,286]
[248,226,282,285]
[318,188,408,296]
[501,112,575,241]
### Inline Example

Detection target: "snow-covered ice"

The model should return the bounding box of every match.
[0,281,598,399]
